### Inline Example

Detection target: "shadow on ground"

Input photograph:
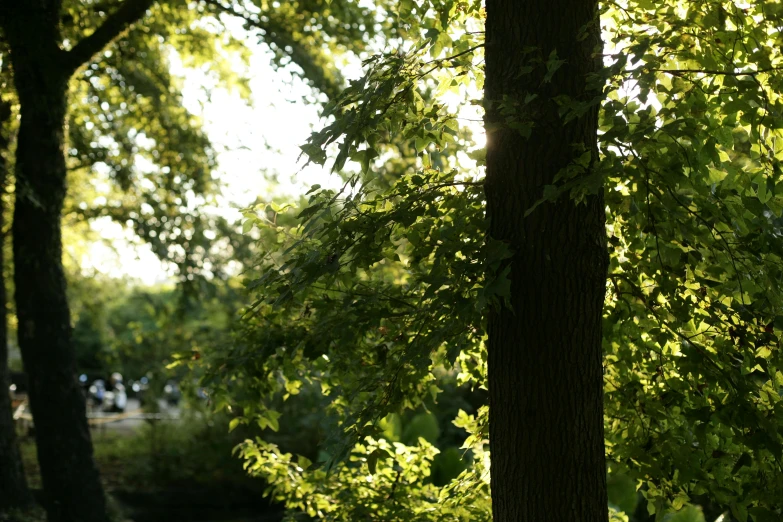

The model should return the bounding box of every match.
[113,486,283,522]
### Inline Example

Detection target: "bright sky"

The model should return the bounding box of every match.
[82,10,491,285]
[82,21,352,284]
[78,1,764,285]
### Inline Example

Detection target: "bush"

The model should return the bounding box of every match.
[91,409,262,492]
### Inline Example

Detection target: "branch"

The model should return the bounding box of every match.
[655,66,783,77]
[63,0,156,75]
[420,44,484,77]
[200,0,342,99]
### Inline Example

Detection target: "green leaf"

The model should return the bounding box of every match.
[543,50,566,83]
[664,506,705,522]
[366,448,391,475]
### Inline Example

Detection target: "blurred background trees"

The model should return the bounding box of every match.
[0,0,391,520]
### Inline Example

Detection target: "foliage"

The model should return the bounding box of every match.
[96,410,262,491]
[212,0,783,520]
[0,1,410,519]
[65,273,244,382]
[17,410,262,516]
[208,6,494,516]
[2,0,404,287]
[199,0,398,100]
[600,1,783,520]
[0,506,47,522]
[0,1,250,286]
[239,435,488,522]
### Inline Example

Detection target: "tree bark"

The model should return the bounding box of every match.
[484,1,609,521]
[1,3,109,521]
[0,97,34,513]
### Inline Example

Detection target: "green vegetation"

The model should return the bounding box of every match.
[2,0,783,521]
[16,412,265,522]
[208,0,783,521]
[19,416,257,493]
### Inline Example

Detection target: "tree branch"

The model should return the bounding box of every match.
[200,0,342,99]
[655,66,783,77]
[63,0,156,75]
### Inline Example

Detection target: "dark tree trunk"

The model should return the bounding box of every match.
[1,4,109,521]
[484,1,609,521]
[0,98,34,513]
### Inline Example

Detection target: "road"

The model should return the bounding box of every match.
[87,399,181,434]
[15,397,183,436]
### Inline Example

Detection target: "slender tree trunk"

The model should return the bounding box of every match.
[484,0,609,520]
[0,98,34,513]
[2,4,109,521]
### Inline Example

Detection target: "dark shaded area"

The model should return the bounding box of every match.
[0,98,33,511]
[113,487,283,522]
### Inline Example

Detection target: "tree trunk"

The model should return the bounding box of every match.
[484,1,609,521]
[0,98,34,513]
[2,4,109,521]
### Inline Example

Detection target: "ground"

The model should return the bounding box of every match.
[15,399,283,522]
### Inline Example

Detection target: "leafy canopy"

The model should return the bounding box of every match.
[207,0,783,521]
[2,0,403,284]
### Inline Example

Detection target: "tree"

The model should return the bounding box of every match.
[0,2,155,519]
[0,0,390,519]
[213,0,783,521]
[598,2,783,518]
[483,0,608,519]
[0,89,33,514]
[0,7,242,512]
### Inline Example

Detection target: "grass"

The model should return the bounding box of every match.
[12,405,291,522]
[0,506,46,522]
[19,430,144,490]
[21,420,262,491]
[21,414,261,493]
[15,410,273,521]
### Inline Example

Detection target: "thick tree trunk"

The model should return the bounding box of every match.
[2,5,109,521]
[484,1,609,521]
[0,99,34,512]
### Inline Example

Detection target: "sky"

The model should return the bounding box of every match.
[73,1,732,286]
[80,10,489,285]
[82,21,352,285]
